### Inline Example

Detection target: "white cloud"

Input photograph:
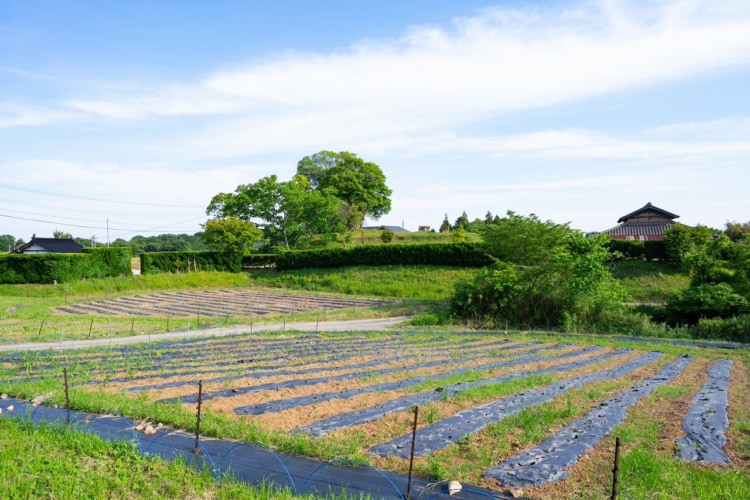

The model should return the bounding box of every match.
[57,0,750,129]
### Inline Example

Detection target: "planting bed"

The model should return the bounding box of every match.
[1,330,747,498]
[55,289,395,318]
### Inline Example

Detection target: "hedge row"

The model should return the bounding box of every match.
[0,247,132,284]
[241,254,277,269]
[140,251,242,275]
[607,239,669,261]
[275,242,493,270]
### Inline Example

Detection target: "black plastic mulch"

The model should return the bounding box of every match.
[0,398,509,499]
[369,351,664,459]
[676,359,733,464]
[483,354,694,488]
[299,346,618,437]
[158,341,552,405]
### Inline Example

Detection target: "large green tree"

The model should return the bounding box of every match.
[206,174,345,250]
[296,150,392,229]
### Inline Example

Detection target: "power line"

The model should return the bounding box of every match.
[0,182,204,209]
[0,213,203,234]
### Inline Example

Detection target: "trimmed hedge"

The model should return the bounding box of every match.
[275,242,493,270]
[608,239,669,261]
[241,254,277,269]
[140,251,242,274]
[0,247,132,284]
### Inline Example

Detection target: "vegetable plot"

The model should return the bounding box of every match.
[1,331,747,498]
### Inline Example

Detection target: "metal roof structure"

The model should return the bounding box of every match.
[12,235,83,254]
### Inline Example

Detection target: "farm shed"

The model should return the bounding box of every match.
[11,235,83,254]
[600,202,680,241]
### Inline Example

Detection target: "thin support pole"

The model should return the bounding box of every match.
[63,367,71,425]
[194,380,203,455]
[611,437,621,500]
[406,405,419,500]
[88,318,94,339]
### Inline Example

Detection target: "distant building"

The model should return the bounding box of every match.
[11,235,83,254]
[600,202,680,241]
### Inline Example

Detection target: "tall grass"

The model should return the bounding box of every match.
[248,265,478,300]
[610,259,689,304]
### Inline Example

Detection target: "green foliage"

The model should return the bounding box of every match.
[667,283,749,324]
[248,265,478,300]
[296,150,392,225]
[200,217,264,253]
[141,251,242,274]
[482,211,570,265]
[0,247,131,284]
[380,228,394,243]
[206,174,346,250]
[725,220,750,243]
[0,234,15,252]
[275,243,492,270]
[694,314,750,342]
[451,226,468,243]
[117,233,209,254]
[607,239,668,261]
[452,211,469,231]
[439,214,451,233]
[450,217,624,330]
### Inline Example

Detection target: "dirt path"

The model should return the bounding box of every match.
[0,316,411,352]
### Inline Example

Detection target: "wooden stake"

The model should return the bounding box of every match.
[406,406,419,500]
[611,436,621,500]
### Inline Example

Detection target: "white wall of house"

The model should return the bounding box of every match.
[19,243,50,254]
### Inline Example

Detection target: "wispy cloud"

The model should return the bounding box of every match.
[59,0,750,129]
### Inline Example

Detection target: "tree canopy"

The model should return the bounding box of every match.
[206,174,346,250]
[296,150,392,228]
[200,217,264,254]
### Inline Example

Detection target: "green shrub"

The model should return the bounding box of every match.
[667,283,749,324]
[141,251,242,274]
[0,247,132,284]
[693,314,750,343]
[275,242,492,270]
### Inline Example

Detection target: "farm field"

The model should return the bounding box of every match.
[2,319,749,499]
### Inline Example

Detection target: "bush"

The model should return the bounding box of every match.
[693,314,750,343]
[380,229,394,243]
[666,283,749,324]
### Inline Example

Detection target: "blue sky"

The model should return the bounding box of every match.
[1,0,749,244]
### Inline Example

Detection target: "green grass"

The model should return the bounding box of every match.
[613,383,750,500]
[0,416,351,499]
[247,265,479,300]
[610,259,689,304]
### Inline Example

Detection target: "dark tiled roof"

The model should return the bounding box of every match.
[601,222,675,239]
[617,202,679,223]
[13,237,83,253]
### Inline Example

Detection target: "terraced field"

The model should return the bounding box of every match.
[55,289,395,318]
[2,329,747,498]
